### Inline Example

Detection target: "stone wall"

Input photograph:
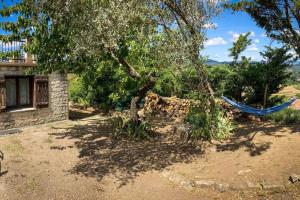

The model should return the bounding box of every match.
[0,64,69,130]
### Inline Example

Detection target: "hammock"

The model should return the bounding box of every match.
[221,96,297,116]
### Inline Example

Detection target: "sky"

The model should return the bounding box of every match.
[202,8,281,62]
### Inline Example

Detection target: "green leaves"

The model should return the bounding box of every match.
[229,32,252,63]
[227,0,300,57]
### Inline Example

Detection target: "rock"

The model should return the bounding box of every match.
[237,169,252,175]
[216,183,230,192]
[195,146,201,151]
[180,179,195,191]
[261,183,285,192]
[246,181,261,189]
[195,180,215,187]
[289,174,300,183]
[168,173,195,190]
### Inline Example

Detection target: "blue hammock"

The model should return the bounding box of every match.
[221,96,297,116]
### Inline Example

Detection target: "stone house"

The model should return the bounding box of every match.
[0,61,68,131]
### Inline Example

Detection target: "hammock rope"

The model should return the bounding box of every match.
[221,96,297,116]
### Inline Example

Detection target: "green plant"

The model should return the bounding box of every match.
[208,65,235,97]
[185,104,233,140]
[266,108,300,125]
[110,116,153,140]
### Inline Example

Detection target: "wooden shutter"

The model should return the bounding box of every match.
[35,76,49,107]
[0,76,6,112]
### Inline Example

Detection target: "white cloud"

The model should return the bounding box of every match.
[260,33,267,37]
[246,44,258,51]
[287,49,298,59]
[254,39,260,43]
[229,31,256,42]
[203,23,218,29]
[228,31,240,42]
[205,37,227,46]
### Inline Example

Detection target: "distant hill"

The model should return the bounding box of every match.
[206,59,300,72]
[206,59,230,66]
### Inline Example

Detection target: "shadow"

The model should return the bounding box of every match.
[50,118,203,187]
[216,122,299,156]
[0,150,6,177]
[0,171,8,177]
[69,108,102,120]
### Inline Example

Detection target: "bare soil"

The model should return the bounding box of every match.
[0,113,300,199]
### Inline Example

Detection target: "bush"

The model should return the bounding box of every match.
[208,65,235,97]
[110,116,153,140]
[266,108,300,125]
[185,104,233,140]
[68,75,90,107]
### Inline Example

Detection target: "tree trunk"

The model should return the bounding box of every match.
[263,84,268,108]
[129,78,156,122]
[108,49,156,122]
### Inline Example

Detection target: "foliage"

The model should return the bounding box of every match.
[225,33,252,101]
[244,46,294,105]
[229,32,252,63]
[68,75,89,107]
[110,116,153,140]
[209,33,294,107]
[266,108,300,125]
[226,0,300,57]
[0,0,228,141]
[185,103,233,140]
[208,65,235,97]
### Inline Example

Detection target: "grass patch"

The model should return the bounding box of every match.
[265,108,300,125]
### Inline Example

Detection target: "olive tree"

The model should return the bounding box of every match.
[0,0,224,137]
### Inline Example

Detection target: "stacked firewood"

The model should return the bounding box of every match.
[142,92,242,120]
[142,93,191,119]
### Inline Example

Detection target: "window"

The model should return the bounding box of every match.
[0,75,48,112]
[5,76,34,109]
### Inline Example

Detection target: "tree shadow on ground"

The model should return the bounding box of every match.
[50,118,203,187]
[69,108,102,120]
[216,122,299,156]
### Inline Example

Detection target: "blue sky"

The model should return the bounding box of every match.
[203,9,281,62]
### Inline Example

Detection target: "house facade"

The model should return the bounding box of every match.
[0,62,69,131]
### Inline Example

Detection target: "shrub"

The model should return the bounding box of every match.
[68,75,90,107]
[110,116,153,140]
[185,104,233,140]
[266,108,300,125]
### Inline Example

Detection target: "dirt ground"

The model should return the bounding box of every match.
[0,112,300,199]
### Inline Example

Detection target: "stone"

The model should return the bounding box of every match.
[180,179,195,191]
[195,180,215,187]
[289,174,300,183]
[246,181,261,189]
[261,183,285,192]
[238,169,252,175]
[216,183,230,192]
[163,172,195,191]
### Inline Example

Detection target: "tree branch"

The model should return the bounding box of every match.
[108,48,141,80]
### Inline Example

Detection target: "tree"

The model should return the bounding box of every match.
[245,46,294,106]
[226,0,300,57]
[226,33,252,101]
[0,0,224,138]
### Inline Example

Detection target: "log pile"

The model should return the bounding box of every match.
[140,92,241,121]
[142,93,191,119]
